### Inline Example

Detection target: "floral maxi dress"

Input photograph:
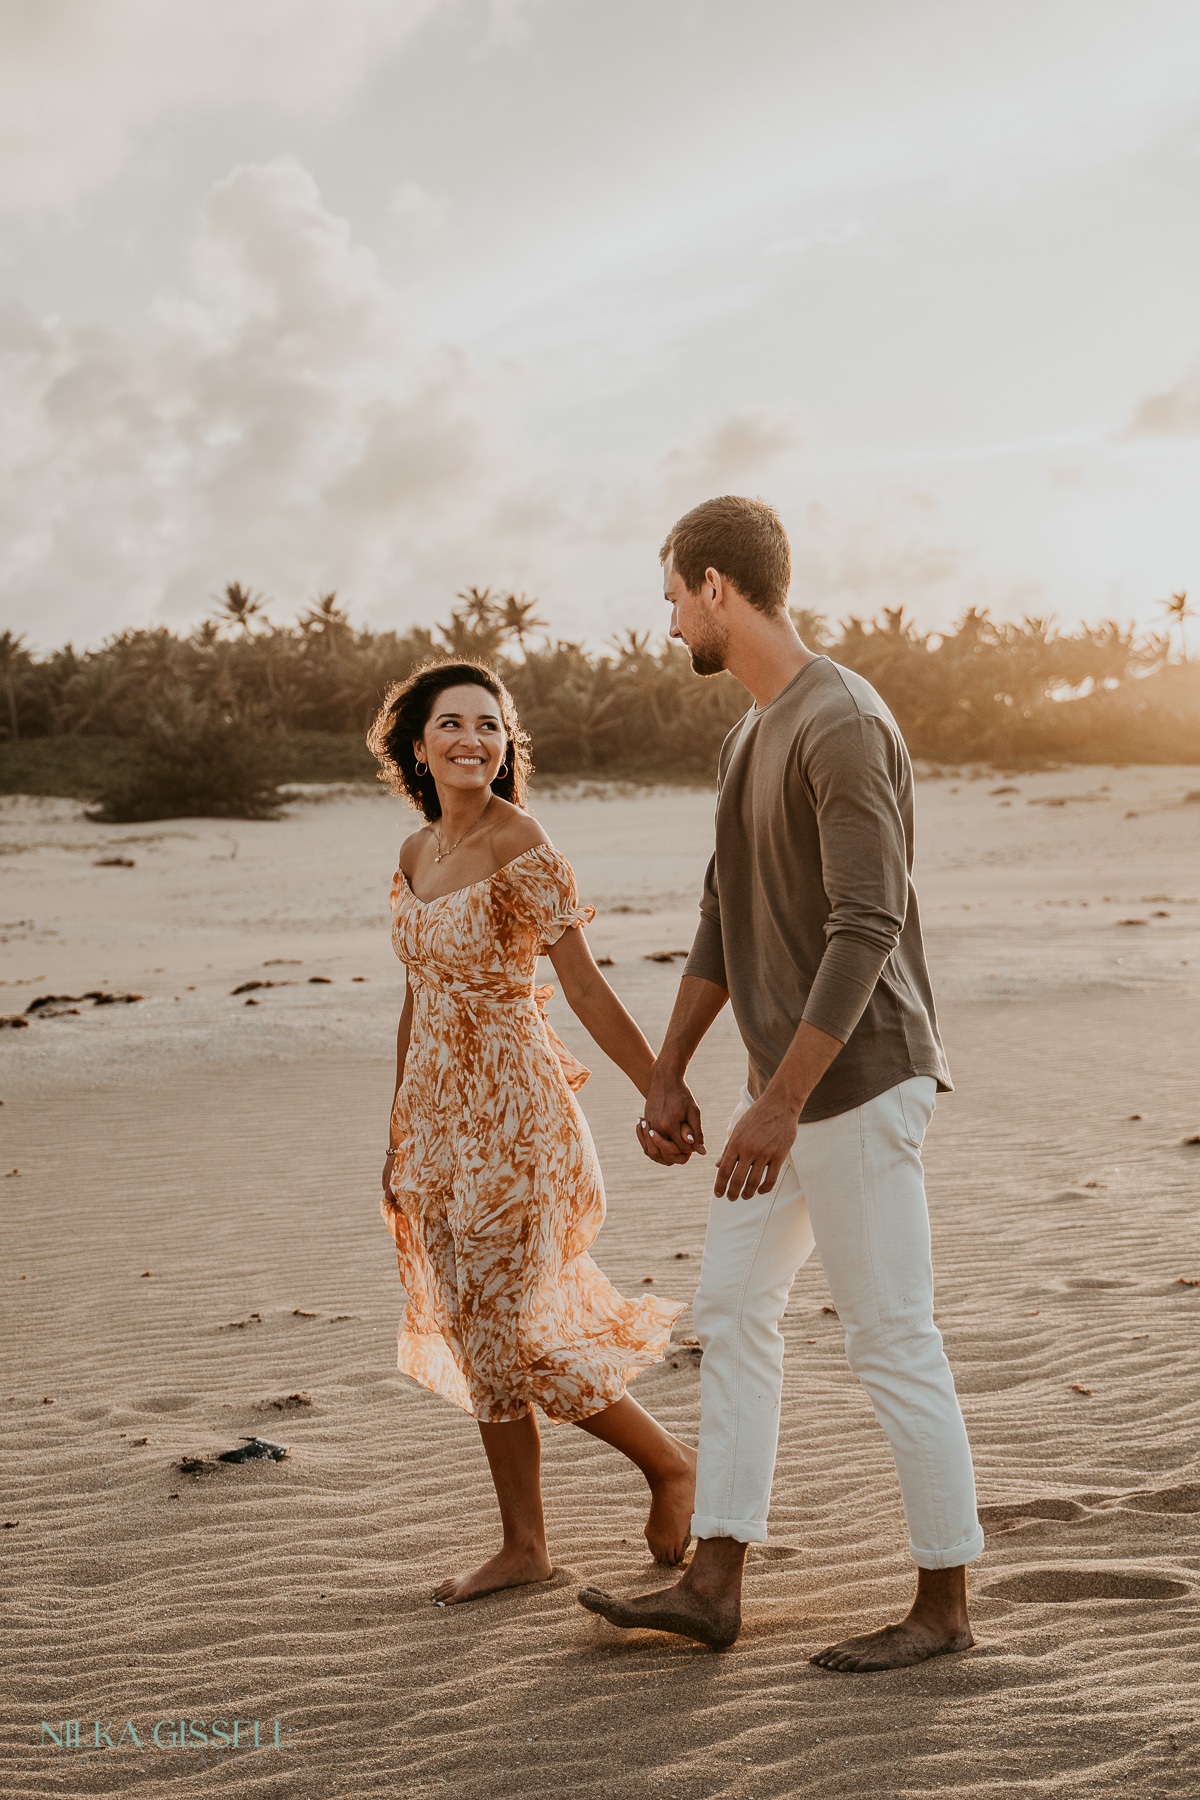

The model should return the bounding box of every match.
[383,842,682,1424]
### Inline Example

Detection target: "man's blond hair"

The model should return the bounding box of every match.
[660,495,791,615]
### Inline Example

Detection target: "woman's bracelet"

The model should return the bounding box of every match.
[384,1147,399,1157]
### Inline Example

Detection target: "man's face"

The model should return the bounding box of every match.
[663,554,728,677]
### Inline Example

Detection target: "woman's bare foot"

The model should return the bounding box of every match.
[572,1397,697,1565]
[644,1442,697,1564]
[432,1545,553,1606]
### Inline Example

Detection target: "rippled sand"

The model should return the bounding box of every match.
[2,767,1199,1797]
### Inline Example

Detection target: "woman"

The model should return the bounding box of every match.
[368,659,696,1606]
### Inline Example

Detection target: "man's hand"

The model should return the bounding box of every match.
[713,1021,843,1198]
[713,1092,799,1200]
[636,1062,706,1166]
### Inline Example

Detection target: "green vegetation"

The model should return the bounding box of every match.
[86,698,290,823]
[1,586,1197,814]
[0,731,377,800]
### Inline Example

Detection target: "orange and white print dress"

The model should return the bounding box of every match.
[383,842,682,1424]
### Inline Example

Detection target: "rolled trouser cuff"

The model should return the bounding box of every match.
[910,1524,985,1570]
[691,1512,768,1545]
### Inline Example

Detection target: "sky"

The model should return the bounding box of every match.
[2,0,1199,652]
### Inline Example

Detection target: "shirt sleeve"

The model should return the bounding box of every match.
[683,715,747,993]
[683,852,728,990]
[801,714,909,1043]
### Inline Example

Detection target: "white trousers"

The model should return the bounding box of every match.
[690,1076,984,1569]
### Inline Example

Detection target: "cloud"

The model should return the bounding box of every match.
[477,408,805,562]
[1122,364,1200,437]
[0,155,501,639]
[763,220,866,258]
[0,154,813,647]
[0,0,444,215]
[657,409,805,517]
[787,489,971,623]
[385,180,453,252]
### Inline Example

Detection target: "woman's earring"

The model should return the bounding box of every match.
[496,760,509,779]
[414,758,428,777]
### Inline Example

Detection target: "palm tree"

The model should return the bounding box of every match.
[300,591,354,661]
[0,630,34,741]
[302,591,350,630]
[611,628,653,661]
[1163,590,1192,661]
[0,629,30,740]
[789,607,830,650]
[1077,619,1139,690]
[498,592,547,656]
[458,586,495,623]
[212,580,268,637]
[437,589,508,659]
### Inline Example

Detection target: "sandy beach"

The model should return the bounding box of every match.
[2,767,1199,1799]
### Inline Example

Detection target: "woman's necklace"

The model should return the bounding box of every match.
[432,797,492,863]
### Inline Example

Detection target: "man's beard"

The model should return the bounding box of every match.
[685,614,729,677]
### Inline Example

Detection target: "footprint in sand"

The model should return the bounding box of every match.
[1117,1484,1200,1515]
[747,1545,802,1575]
[982,1486,1200,1532]
[984,1569,1190,1604]
[139,1393,194,1415]
[979,1498,1089,1531]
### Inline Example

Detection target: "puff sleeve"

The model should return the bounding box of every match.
[516,845,596,950]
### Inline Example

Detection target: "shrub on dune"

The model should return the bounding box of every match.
[87,697,288,822]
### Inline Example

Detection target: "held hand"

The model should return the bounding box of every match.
[636,1065,706,1166]
[382,1152,397,1203]
[713,1093,799,1201]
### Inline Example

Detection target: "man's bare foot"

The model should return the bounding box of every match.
[432,1545,553,1606]
[644,1442,697,1564]
[577,1535,747,1650]
[809,1617,974,1672]
[578,1581,740,1650]
[810,1565,974,1672]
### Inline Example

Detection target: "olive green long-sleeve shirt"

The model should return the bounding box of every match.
[684,656,952,1123]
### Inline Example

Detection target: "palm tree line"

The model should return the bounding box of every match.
[0,582,1197,815]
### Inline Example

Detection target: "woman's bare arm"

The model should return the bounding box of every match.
[393,980,414,1103]
[383,983,414,1201]
[638,973,729,1164]
[546,926,655,1097]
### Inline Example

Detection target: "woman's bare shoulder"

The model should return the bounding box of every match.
[489,800,550,861]
[398,824,433,874]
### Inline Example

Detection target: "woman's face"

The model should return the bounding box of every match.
[415,684,507,798]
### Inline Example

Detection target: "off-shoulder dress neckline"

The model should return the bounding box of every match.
[398,840,557,908]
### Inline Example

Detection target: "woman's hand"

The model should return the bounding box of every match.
[636,1065,705,1164]
[382,1150,397,1204]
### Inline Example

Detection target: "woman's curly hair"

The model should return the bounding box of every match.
[366,659,532,822]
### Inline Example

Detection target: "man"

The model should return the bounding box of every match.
[579,495,983,1671]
